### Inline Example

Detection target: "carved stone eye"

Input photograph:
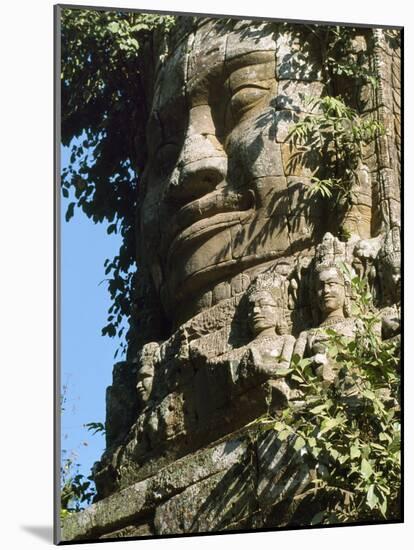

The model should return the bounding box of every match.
[230,86,269,121]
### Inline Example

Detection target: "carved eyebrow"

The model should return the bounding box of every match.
[251,299,276,306]
[225,50,275,72]
[230,82,271,95]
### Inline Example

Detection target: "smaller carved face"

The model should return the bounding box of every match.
[247,290,279,336]
[136,365,154,405]
[316,268,345,317]
[384,263,401,302]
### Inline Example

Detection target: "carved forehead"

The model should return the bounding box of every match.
[248,290,277,304]
[186,19,277,91]
[138,364,154,376]
[317,268,344,284]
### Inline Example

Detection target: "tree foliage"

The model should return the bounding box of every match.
[60,383,97,518]
[287,95,384,206]
[60,450,95,518]
[286,26,384,221]
[255,275,400,524]
[60,8,175,352]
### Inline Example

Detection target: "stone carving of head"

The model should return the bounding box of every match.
[136,342,159,406]
[312,233,352,325]
[378,226,401,305]
[138,19,324,327]
[315,263,348,322]
[247,290,279,338]
[246,270,287,338]
[136,364,154,406]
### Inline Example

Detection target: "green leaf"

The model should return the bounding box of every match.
[310,511,325,525]
[273,421,285,431]
[379,495,388,516]
[363,389,375,400]
[310,403,328,414]
[293,436,306,451]
[107,21,119,32]
[319,417,341,436]
[366,484,379,509]
[65,202,75,222]
[350,445,361,459]
[84,421,105,435]
[360,458,373,479]
[278,429,291,442]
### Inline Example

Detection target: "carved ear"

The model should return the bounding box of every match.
[344,277,352,296]
[343,301,351,318]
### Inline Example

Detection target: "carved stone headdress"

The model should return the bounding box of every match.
[314,233,347,272]
[246,269,286,309]
[378,226,401,270]
[377,225,401,305]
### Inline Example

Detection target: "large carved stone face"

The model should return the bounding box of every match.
[139,20,322,324]
[316,267,346,318]
[247,290,279,337]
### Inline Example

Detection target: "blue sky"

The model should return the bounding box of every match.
[60,144,125,493]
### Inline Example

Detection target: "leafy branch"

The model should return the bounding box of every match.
[286,94,384,207]
[61,451,95,519]
[84,421,106,436]
[305,25,378,88]
[286,26,385,218]
[255,275,400,524]
[61,9,177,354]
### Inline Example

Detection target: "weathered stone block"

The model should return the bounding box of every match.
[154,446,255,534]
[212,281,231,303]
[62,436,250,541]
[275,80,325,112]
[276,31,322,81]
[271,109,300,142]
[257,431,311,510]
[189,325,232,360]
[281,142,318,178]
[226,24,277,60]
[100,523,153,539]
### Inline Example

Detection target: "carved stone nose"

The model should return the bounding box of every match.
[182,156,226,191]
[168,157,227,205]
[167,123,227,203]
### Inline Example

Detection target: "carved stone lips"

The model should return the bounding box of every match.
[166,188,255,263]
